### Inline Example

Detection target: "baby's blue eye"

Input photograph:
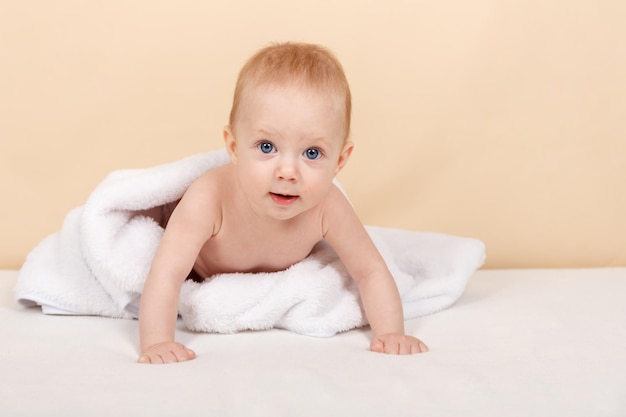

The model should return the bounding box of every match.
[304,148,321,160]
[258,142,275,154]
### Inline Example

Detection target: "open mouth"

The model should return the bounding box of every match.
[270,192,299,206]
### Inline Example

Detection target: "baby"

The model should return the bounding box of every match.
[138,42,428,364]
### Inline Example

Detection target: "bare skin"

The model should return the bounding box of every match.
[138,84,428,364]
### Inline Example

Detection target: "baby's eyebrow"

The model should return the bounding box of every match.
[305,136,333,147]
[256,129,275,137]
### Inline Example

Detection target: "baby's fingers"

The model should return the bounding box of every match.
[370,334,429,355]
[138,352,164,364]
[178,346,197,361]
[398,341,411,355]
[370,338,384,353]
[411,339,429,354]
[138,342,196,364]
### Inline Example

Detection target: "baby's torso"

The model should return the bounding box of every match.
[192,205,324,279]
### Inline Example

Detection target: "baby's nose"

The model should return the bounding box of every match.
[276,157,298,181]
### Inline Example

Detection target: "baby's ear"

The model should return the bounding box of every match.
[335,141,354,174]
[223,126,238,164]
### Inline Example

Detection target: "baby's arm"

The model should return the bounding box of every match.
[138,177,219,364]
[322,188,428,354]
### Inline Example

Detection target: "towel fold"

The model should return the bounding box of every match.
[15,149,485,337]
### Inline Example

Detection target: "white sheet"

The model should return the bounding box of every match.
[2,268,625,416]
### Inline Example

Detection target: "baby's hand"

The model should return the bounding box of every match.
[138,341,196,364]
[370,333,428,355]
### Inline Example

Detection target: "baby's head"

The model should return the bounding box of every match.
[229,42,351,141]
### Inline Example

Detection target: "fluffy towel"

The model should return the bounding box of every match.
[15,149,485,337]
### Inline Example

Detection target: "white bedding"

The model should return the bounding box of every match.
[2,268,625,416]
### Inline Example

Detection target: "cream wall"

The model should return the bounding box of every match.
[1,1,625,269]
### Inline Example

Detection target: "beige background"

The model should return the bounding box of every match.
[1,1,625,269]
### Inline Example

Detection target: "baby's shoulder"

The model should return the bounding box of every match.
[180,164,233,210]
[320,183,355,223]
[324,183,352,207]
[174,165,234,233]
[186,164,231,194]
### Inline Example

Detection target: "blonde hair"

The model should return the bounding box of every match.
[229,42,352,140]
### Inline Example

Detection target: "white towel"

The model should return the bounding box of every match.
[15,149,485,337]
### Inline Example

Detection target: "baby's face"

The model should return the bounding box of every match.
[226,83,352,221]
